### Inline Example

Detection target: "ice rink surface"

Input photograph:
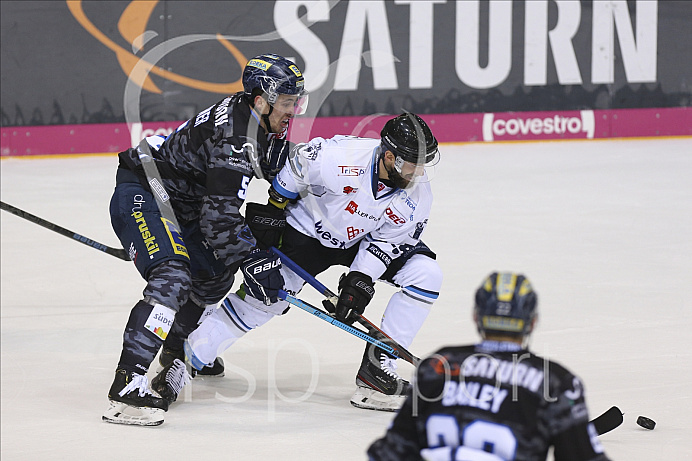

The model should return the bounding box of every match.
[2,138,691,460]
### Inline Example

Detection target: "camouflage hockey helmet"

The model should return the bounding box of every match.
[474,272,538,339]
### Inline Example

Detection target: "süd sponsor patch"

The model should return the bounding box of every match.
[145,303,175,340]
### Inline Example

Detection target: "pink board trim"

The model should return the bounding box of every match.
[2,107,690,157]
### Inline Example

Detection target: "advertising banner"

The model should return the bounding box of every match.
[2,0,691,129]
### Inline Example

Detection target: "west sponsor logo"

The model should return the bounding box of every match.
[482,110,595,141]
[315,220,346,248]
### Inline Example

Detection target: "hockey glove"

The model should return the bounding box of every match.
[241,249,284,306]
[261,138,294,181]
[245,202,286,250]
[335,271,375,325]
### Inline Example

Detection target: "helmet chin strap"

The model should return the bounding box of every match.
[262,105,275,134]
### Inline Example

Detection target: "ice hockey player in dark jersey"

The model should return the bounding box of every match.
[102,54,307,426]
[368,272,611,461]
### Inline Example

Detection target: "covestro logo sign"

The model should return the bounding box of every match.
[483,111,595,141]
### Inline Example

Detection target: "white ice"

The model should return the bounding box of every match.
[2,138,691,460]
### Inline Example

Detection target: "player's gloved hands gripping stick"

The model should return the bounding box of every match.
[245,185,290,250]
[241,249,284,305]
[335,271,375,325]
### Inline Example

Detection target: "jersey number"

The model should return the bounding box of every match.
[426,415,517,460]
[238,175,250,200]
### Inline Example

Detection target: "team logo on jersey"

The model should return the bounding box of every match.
[343,186,358,195]
[338,166,365,176]
[412,219,428,239]
[296,143,320,161]
[347,226,364,240]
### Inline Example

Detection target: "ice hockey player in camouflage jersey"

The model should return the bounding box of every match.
[180,113,444,412]
[102,54,308,426]
[367,272,611,461]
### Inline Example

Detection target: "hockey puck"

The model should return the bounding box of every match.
[636,416,656,430]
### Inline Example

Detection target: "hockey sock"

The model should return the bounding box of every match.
[162,298,204,353]
[187,303,246,366]
[380,291,432,350]
[187,293,276,365]
[117,300,175,375]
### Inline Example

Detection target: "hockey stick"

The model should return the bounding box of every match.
[278,290,400,357]
[592,405,623,435]
[271,246,420,365]
[1,200,129,261]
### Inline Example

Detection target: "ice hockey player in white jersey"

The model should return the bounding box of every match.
[163,113,443,412]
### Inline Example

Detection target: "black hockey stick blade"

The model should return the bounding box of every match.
[591,406,623,435]
[1,200,129,261]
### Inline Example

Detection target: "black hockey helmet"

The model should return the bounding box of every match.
[380,113,439,166]
[474,272,538,339]
[242,54,308,114]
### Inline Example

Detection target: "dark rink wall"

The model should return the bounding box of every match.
[1,1,690,155]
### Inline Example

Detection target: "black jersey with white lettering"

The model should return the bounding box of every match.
[368,341,610,461]
[118,92,269,267]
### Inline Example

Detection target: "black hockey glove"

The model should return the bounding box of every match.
[261,138,294,182]
[241,249,284,306]
[335,271,375,325]
[245,202,286,250]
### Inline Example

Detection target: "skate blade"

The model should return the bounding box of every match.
[350,386,406,412]
[102,400,165,426]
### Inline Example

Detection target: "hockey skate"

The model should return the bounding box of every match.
[151,358,192,406]
[159,346,225,377]
[350,345,411,412]
[102,368,167,426]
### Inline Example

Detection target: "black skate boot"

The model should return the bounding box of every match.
[151,358,192,406]
[351,344,411,412]
[159,346,225,377]
[102,368,168,426]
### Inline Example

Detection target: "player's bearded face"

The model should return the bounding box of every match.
[384,154,424,189]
